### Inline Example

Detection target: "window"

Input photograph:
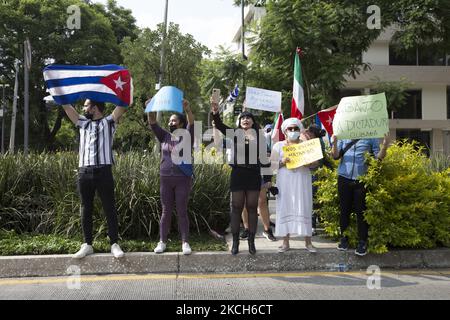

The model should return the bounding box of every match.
[396,129,431,156]
[339,89,363,99]
[389,43,448,66]
[393,90,422,119]
[418,46,446,66]
[389,44,417,65]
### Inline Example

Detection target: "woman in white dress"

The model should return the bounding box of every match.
[271,117,317,253]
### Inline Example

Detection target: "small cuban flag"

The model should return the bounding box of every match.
[227,84,239,103]
[43,64,133,107]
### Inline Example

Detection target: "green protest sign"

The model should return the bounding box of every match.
[332,92,388,139]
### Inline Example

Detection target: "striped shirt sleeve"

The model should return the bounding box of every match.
[76,115,89,129]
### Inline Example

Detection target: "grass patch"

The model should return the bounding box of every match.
[0,230,227,256]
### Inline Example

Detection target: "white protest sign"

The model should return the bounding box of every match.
[245,86,281,113]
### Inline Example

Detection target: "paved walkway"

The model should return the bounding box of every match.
[1,270,449,300]
[225,200,337,253]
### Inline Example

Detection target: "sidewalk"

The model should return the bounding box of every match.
[227,200,336,253]
[0,201,449,278]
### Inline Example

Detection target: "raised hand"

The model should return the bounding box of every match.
[182,99,190,112]
[210,97,219,114]
[147,112,157,124]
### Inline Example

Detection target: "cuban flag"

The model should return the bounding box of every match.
[227,84,239,103]
[317,105,337,136]
[43,64,133,107]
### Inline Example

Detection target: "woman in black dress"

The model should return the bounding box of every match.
[211,100,271,255]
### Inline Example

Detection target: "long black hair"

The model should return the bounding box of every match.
[237,111,259,130]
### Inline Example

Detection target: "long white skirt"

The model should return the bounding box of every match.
[274,166,313,237]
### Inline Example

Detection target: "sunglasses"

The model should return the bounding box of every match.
[286,127,300,132]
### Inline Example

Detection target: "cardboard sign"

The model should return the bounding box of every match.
[282,138,323,169]
[332,92,388,139]
[245,86,282,113]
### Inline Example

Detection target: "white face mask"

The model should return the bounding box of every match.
[287,131,300,141]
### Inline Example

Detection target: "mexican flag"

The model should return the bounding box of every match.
[271,112,285,147]
[291,49,304,120]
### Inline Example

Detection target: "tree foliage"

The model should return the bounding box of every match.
[0,0,137,150]
[117,23,210,150]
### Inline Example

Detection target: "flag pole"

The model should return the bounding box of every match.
[24,38,31,156]
[156,0,169,123]
[10,60,19,153]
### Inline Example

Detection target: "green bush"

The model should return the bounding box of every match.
[0,230,227,255]
[0,151,230,241]
[315,141,450,253]
[429,152,450,172]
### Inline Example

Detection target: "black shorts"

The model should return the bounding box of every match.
[230,166,261,192]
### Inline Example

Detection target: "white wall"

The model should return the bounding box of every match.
[421,85,447,120]
[362,42,389,65]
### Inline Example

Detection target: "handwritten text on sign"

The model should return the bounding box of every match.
[283,138,324,170]
[332,92,388,139]
[245,86,282,113]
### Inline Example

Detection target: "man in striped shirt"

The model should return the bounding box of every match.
[63,99,126,259]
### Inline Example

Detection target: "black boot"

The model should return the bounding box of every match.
[248,232,256,255]
[231,233,239,255]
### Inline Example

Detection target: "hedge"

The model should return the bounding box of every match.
[315,141,450,253]
[0,151,230,241]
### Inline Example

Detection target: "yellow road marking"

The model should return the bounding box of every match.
[0,270,448,286]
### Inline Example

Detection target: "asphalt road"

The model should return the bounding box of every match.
[0,269,449,300]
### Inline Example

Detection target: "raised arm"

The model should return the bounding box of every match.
[145,98,157,125]
[183,99,194,125]
[62,104,81,125]
[210,100,231,135]
[145,98,167,143]
[376,134,390,160]
[147,112,157,125]
[112,106,127,123]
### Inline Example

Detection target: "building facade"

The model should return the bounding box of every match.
[345,27,450,155]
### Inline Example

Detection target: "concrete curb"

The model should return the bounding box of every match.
[0,249,449,278]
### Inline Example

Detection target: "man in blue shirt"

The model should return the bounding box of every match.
[331,134,389,256]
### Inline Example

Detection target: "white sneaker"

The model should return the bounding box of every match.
[182,242,192,255]
[154,241,166,253]
[306,244,317,253]
[73,243,94,259]
[111,243,124,258]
